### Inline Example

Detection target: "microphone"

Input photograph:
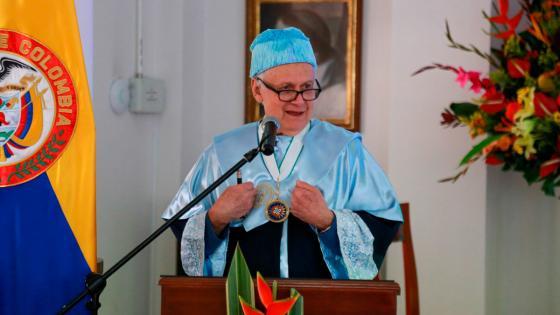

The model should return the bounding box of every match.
[259,116,280,156]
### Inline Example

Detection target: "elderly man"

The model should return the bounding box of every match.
[163,27,402,279]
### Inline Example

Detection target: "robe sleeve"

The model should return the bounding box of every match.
[316,138,403,279]
[162,144,230,276]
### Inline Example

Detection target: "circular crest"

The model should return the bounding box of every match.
[265,199,290,223]
[0,29,77,187]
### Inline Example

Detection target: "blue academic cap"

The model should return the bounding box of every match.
[249,27,317,78]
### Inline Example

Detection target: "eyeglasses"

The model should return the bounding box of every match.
[256,77,322,102]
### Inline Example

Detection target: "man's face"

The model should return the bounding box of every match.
[251,63,315,136]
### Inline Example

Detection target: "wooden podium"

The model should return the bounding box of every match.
[160,276,400,315]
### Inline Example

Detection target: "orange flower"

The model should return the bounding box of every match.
[528,13,550,45]
[505,102,522,122]
[240,273,300,315]
[496,136,513,151]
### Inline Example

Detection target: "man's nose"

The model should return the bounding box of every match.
[291,92,306,105]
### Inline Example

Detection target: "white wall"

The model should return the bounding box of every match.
[82,0,559,314]
[92,0,155,313]
[378,1,491,314]
[486,169,560,315]
[87,1,245,314]
[483,2,560,314]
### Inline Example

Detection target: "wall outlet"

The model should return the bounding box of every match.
[129,77,165,114]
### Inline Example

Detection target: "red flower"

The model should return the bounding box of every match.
[441,109,459,127]
[481,78,494,91]
[240,273,300,315]
[539,155,560,178]
[533,92,557,117]
[455,67,483,93]
[507,59,530,78]
[486,155,504,165]
[505,102,522,121]
[488,0,523,39]
[481,89,507,114]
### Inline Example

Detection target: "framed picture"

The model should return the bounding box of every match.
[245,0,362,131]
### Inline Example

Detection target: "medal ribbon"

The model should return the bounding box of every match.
[258,122,310,181]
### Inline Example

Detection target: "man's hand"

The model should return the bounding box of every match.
[208,182,256,234]
[291,180,334,231]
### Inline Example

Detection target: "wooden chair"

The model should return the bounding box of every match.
[394,203,419,315]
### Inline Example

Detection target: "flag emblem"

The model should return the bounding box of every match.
[0,29,77,187]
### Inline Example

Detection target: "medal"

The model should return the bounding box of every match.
[265,177,289,223]
[258,123,309,223]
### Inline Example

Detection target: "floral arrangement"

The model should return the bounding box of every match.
[226,245,303,315]
[415,0,560,196]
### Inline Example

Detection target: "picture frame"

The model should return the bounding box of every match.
[245,0,362,131]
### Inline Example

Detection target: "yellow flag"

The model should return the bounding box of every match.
[0,1,96,313]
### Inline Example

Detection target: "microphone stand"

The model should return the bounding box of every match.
[57,146,262,314]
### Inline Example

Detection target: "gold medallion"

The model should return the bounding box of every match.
[264,177,289,223]
[265,198,290,223]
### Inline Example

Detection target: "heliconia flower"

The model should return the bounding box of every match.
[488,0,523,39]
[256,273,273,308]
[264,298,299,315]
[505,102,522,122]
[528,13,550,45]
[240,272,300,315]
[533,92,557,118]
[507,59,530,78]
[240,297,265,315]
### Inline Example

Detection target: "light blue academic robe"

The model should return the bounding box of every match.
[162,119,402,279]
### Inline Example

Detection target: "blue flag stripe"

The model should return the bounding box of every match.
[0,173,91,314]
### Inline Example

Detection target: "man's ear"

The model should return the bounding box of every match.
[251,78,263,103]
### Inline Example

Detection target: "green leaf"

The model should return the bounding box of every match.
[450,102,479,117]
[460,134,504,166]
[272,280,278,301]
[22,169,31,175]
[523,165,540,184]
[226,244,254,315]
[288,289,304,315]
[542,176,557,196]
[8,173,24,182]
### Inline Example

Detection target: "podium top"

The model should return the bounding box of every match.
[160,276,400,315]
